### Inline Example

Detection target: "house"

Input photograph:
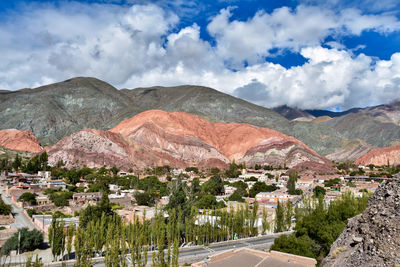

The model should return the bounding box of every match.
[255,192,294,204]
[108,193,132,208]
[116,206,157,223]
[117,171,135,177]
[47,180,67,190]
[224,185,236,196]
[7,185,36,203]
[72,192,101,204]
[32,215,79,236]
[35,195,51,205]
[37,171,51,181]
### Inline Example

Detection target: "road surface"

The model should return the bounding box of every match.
[0,187,35,230]
[48,233,284,267]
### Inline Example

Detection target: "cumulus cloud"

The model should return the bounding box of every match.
[0,1,399,110]
[207,5,400,67]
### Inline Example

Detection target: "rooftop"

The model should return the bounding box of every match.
[192,248,317,267]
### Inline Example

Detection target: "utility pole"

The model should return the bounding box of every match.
[17,230,20,255]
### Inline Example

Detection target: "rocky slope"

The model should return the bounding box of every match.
[272,105,315,121]
[0,77,141,145]
[359,98,400,126]
[326,139,373,162]
[110,110,329,168]
[355,144,400,166]
[0,129,43,153]
[46,110,331,170]
[322,175,400,266]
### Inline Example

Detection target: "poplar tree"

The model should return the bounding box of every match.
[48,218,65,261]
[262,207,270,234]
[285,201,294,230]
[66,223,74,260]
[275,201,285,233]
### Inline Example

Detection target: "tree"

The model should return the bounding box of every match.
[195,195,225,209]
[261,207,270,234]
[66,223,74,260]
[249,182,277,197]
[19,192,37,205]
[285,201,294,230]
[313,186,326,198]
[12,154,22,171]
[48,218,66,261]
[110,166,120,176]
[287,171,299,195]
[275,201,285,233]
[1,228,43,256]
[25,254,44,267]
[224,162,242,178]
[202,175,224,195]
[271,234,317,259]
[166,178,187,210]
[134,191,155,206]
[0,197,12,215]
[228,191,244,202]
[231,181,248,197]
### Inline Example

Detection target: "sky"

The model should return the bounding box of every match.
[0,0,400,110]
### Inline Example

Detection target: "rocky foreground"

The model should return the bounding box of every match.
[322,174,400,266]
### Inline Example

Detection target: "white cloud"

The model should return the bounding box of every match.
[0,2,399,111]
[207,5,400,67]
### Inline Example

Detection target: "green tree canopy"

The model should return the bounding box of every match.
[249,182,278,198]
[18,192,37,205]
[1,228,43,256]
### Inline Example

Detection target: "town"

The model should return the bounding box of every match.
[0,151,396,266]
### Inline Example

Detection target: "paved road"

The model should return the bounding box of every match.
[0,188,35,230]
[48,233,284,267]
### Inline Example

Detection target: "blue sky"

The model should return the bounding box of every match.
[0,0,399,110]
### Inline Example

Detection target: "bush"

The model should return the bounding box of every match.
[49,191,73,207]
[272,192,370,264]
[0,197,12,215]
[228,191,245,202]
[26,209,37,218]
[249,182,278,197]
[195,194,226,209]
[134,192,155,206]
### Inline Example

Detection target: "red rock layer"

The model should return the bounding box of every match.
[355,145,400,166]
[46,110,330,170]
[110,110,320,161]
[0,129,43,153]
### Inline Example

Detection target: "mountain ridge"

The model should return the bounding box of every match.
[1,77,399,161]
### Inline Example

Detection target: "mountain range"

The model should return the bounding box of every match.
[0,77,399,164]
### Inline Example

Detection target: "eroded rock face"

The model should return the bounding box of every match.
[240,137,328,169]
[0,129,43,153]
[46,129,134,169]
[355,144,400,166]
[46,110,331,170]
[322,175,400,267]
[110,110,330,169]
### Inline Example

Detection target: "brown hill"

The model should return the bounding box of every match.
[0,129,43,153]
[355,144,400,166]
[46,110,331,170]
